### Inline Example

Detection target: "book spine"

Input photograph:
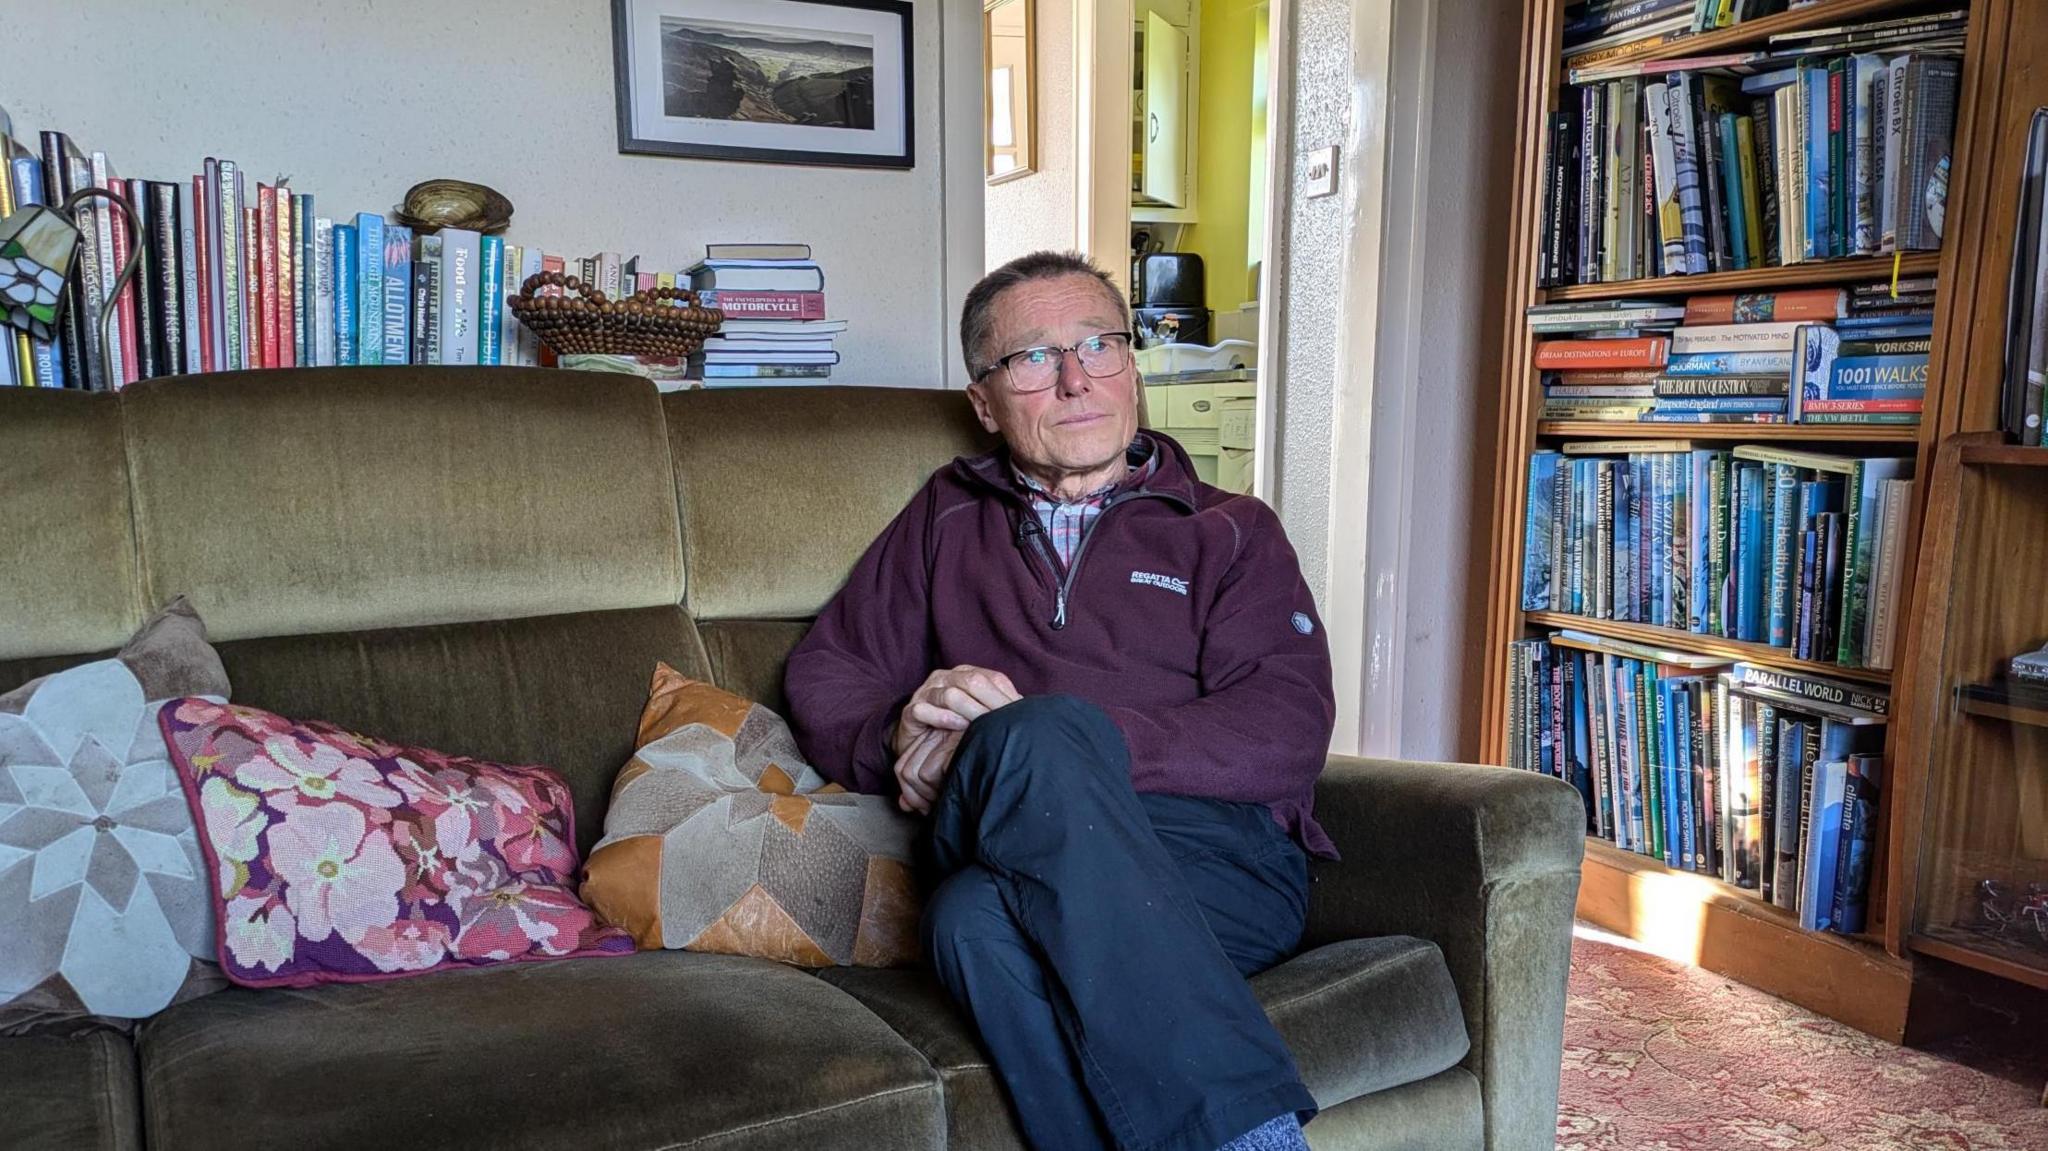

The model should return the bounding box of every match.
[355,213,385,365]
[1695,81,1730,272]
[153,182,184,375]
[1735,114,1763,269]
[335,224,357,366]
[296,195,314,367]
[478,233,504,366]
[692,290,828,321]
[173,181,199,375]
[438,228,480,366]
[1582,86,1604,283]
[1901,57,1960,251]
[1851,55,1877,254]
[211,162,235,371]
[1881,55,1909,252]
[1597,462,1615,619]
[498,242,523,366]
[517,247,543,365]
[1828,59,1847,259]
[418,235,443,366]
[313,218,335,368]
[1749,99,1780,267]
[1667,77,1711,274]
[1664,350,1792,375]
[274,186,295,369]
[382,225,413,366]
[1523,454,1558,611]
[410,250,433,366]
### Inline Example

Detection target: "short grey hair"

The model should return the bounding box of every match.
[959,251,1132,377]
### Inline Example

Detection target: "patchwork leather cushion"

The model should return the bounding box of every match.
[138,950,943,1151]
[119,369,684,642]
[213,606,712,856]
[582,667,920,967]
[819,934,1470,1132]
[0,1030,144,1151]
[0,389,143,661]
[666,387,994,621]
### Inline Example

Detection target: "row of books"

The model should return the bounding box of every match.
[1563,0,1806,68]
[1532,287,1933,424]
[1520,442,1914,671]
[0,123,847,389]
[688,245,844,382]
[1538,39,1962,287]
[1505,635,1886,935]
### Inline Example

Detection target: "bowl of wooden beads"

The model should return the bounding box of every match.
[507,271,724,359]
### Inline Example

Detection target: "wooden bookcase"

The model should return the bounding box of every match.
[1481,0,2048,1039]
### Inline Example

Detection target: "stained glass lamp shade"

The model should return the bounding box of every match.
[0,205,76,343]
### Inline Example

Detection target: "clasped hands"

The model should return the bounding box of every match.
[891,665,1019,815]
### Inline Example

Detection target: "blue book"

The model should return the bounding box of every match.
[354,213,384,365]
[1658,679,1678,867]
[1688,451,1714,632]
[1824,354,1929,400]
[1740,67,1799,96]
[1577,459,1599,615]
[1830,753,1882,933]
[1615,465,1635,622]
[1523,453,1560,610]
[1799,756,1849,931]
[295,194,315,367]
[1805,67,1831,260]
[1674,684,1697,870]
[381,225,413,364]
[1832,316,1934,334]
[1537,649,1555,781]
[1737,463,1766,642]
[1718,112,1749,269]
[1568,654,1595,830]
[8,155,62,388]
[1636,457,1654,624]
[478,233,504,366]
[334,224,358,366]
[1615,660,1640,851]
[1667,76,1711,275]
[1773,719,1808,909]
[1767,464,1800,647]
[1664,350,1794,376]
[1650,457,1670,628]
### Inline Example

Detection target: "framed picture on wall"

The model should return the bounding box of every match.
[612,0,915,169]
[984,0,1035,183]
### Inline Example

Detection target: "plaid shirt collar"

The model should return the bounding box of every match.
[1012,440,1158,568]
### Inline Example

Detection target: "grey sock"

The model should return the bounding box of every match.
[1217,1112,1310,1151]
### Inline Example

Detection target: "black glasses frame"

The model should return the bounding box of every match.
[973,331,1136,392]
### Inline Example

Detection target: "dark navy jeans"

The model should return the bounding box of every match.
[921,694,1316,1151]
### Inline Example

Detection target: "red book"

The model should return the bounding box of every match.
[1802,398,1923,413]
[696,289,828,321]
[242,208,262,368]
[256,184,278,370]
[1533,336,1670,370]
[193,174,213,373]
[274,186,294,369]
[634,271,658,294]
[103,178,140,386]
[1684,288,1846,325]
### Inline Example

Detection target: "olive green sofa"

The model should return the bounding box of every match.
[0,369,1583,1151]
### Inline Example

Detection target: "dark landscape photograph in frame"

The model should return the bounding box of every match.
[614,0,914,169]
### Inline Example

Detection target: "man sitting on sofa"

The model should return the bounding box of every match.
[785,250,1335,1151]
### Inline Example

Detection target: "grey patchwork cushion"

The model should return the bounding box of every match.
[0,598,230,1034]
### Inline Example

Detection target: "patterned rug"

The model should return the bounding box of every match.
[1558,925,2048,1150]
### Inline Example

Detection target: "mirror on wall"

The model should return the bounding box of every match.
[985,0,1035,183]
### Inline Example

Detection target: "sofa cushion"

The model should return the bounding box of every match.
[582,665,920,966]
[119,369,684,642]
[699,619,813,714]
[162,697,633,987]
[0,1030,144,1151]
[138,950,944,1151]
[213,606,712,855]
[1,599,230,1033]
[1301,1067,1484,1151]
[0,389,143,661]
[817,934,1469,1127]
[665,387,994,621]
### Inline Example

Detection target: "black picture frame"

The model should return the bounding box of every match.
[612,0,916,169]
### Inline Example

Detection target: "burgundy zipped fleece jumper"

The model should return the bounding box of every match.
[784,431,1338,858]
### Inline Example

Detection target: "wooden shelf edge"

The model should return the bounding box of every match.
[1523,611,1894,684]
[1957,441,2048,466]
[1908,933,2048,992]
[1578,841,1913,1040]
[1541,252,1942,301]
[1536,421,1921,441]
[1567,0,1933,72]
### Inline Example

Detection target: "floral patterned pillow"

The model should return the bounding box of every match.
[158,699,632,987]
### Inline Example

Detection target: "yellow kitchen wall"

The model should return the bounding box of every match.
[1180,0,1258,314]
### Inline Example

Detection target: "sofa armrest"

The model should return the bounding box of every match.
[1304,756,1584,1151]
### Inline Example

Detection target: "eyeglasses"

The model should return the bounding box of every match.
[974,331,1134,393]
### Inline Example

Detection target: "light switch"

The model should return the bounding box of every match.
[1305,146,1339,198]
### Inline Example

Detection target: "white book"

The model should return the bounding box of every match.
[1881,54,1909,252]
[1671,321,1806,353]
[499,242,524,368]
[437,227,481,366]
[1864,477,1911,670]
[177,180,201,374]
[714,318,849,335]
[313,218,335,367]
[700,350,840,364]
[701,337,836,353]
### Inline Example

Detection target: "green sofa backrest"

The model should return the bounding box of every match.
[0,370,992,850]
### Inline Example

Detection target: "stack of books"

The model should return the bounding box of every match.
[1530,284,1931,424]
[1504,631,1888,936]
[687,244,844,383]
[1541,14,1966,288]
[1521,442,1914,670]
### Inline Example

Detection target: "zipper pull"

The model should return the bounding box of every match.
[1053,588,1068,630]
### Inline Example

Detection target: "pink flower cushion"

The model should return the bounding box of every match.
[158,698,632,987]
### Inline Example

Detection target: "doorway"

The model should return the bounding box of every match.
[981,0,1282,498]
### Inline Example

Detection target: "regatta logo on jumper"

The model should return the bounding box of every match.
[1130,571,1190,596]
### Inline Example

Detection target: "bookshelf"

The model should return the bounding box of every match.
[1483,0,2048,1039]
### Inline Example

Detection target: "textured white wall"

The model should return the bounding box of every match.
[1,0,982,387]
[985,0,1079,271]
